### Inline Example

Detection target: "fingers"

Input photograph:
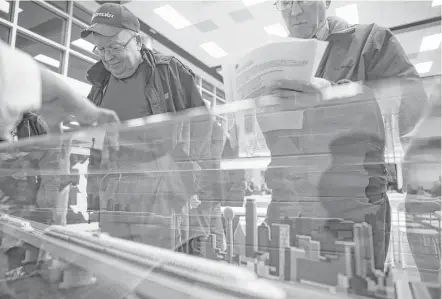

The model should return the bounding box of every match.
[95,108,120,126]
[274,79,314,92]
[271,78,332,93]
[270,89,302,99]
[264,88,322,109]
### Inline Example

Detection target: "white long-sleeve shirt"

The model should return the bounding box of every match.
[0,40,42,139]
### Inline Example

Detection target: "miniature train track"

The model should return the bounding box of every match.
[0,214,286,299]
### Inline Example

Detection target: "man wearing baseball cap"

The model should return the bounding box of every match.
[83,3,225,257]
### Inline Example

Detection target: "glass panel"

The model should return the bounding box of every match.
[0,76,439,298]
[67,54,94,84]
[15,32,63,73]
[18,1,66,45]
[202,90,214,102]
[46,1,69,12]
[0,0,12,21]
[216,87,225,100]
[0,23,10,43]
[73,3,92,25]
[202,78,214,93]
[70,23,97,60]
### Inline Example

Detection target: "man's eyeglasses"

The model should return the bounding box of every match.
[274,0,315,11]
[92,35,136,56]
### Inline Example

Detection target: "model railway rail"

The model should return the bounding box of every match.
[0,214,286,299]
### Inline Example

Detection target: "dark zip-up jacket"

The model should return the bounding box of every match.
[85,47,221,246]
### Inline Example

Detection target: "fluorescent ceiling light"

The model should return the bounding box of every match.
[419,33,442,52]
[0,0,9,13]
[264,23,288,37]
[243,0,268,7]
[72,38,95,53]
[153,5,191,29]
[415,61,433,74]
[335,4,359,24]
[200,42,227,58]
[432,0,442,7]
[34,54,60,68]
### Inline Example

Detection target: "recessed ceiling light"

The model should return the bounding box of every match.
[200,42,228,58]
[264,23,288,37]
[71,38,95,53]
[415,61,433,74]
[0,0,10,13]
[419,33,442,52]
[432,0,442,7]
[153,5,191,29]
[242,0,268,7]
[34,54,60,68]
[335,4,359,25]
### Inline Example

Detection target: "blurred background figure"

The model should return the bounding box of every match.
[403,79,441,284]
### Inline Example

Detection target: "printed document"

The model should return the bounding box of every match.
[223,38,328,103]
[222,38,328,156]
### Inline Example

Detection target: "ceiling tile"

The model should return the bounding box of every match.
[194,20,219,33]
[229,8,254,24]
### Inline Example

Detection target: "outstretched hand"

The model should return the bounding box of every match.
[259,77,332,109]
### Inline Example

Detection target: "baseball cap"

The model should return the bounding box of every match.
[81,3,140,39]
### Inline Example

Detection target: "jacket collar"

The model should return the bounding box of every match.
[327,16,356,37]
[86,46,155,87]
[315,20,330,41]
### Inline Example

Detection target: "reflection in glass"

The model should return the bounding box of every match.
[15,32,63,73]
[0,77,440,298]
[70,22,96,59]
[402,81,441,284]
[73,3,92,25]
[18,1,66,44]
[0,23,10,42]
[0,0,12,21]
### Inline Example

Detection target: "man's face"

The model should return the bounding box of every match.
[281,0,328,39]
[91,30,141,79]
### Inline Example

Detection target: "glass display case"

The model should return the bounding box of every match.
[0,77,440,299]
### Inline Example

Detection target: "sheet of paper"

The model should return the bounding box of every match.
[222,38,328,155]
[224,38,328,102]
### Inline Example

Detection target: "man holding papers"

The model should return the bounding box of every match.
[257,0,427,271]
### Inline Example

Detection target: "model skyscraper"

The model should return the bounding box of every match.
[213,200,395,299]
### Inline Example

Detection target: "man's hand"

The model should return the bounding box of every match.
[259,77,332,110]
[275,77,332,92]
[39,67,120,132]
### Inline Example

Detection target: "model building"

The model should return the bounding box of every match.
[215,198,396,299]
